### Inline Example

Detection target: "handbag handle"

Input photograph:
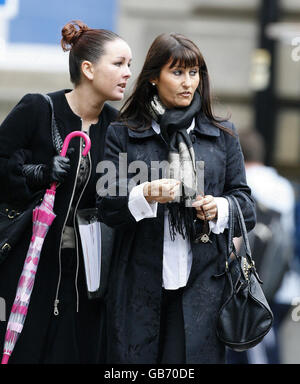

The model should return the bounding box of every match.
[225,195,254,265]
[231,196,252,259]
[226,195,235,257]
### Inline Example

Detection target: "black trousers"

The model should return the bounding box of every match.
[158,288,186,364]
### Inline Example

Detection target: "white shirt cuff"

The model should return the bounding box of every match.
[128,182,158,222]
[209,197,229,234]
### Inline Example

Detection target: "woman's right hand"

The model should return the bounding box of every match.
[22,155,71,188]
[46,155,71,183]
[143,179,180,204]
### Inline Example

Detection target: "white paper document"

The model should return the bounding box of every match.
[78,221,101,292]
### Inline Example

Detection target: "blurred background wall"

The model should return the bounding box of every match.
[0,0,299,363]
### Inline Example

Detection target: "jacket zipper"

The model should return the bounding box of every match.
[72,126,92,313]
[53,124,85,316]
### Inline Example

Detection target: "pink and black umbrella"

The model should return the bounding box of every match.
[1,131,91,364]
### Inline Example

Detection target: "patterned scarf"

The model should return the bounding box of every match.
[149,91,202,240]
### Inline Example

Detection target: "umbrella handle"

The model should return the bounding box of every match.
[60,131,91,157]
[50,131,91,191]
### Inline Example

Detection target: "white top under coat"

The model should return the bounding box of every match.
[128,119,229,290]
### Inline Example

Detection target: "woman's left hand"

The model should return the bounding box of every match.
[192,195,218,221]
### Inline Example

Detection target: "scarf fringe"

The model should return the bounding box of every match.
[167,200,196,242]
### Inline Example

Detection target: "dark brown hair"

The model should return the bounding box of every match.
[61,20,121,85]
[120,32,231,134]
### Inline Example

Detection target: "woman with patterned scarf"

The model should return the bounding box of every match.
[97,32,256,364]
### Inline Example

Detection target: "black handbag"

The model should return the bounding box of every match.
[215,195,274,351]
[0,192,43,265]
[0,94,59,265]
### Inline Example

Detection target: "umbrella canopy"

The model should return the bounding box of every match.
[1,131,91,364]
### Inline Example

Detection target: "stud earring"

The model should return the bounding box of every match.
[152,82,156,86]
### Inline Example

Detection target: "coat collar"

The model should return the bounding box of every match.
[48,89,81,123]
[124,119,158,139]
[127,125,158,139]
[194,113,220,137]
[127,113,220,139]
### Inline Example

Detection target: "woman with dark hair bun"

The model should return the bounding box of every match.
[97,32,256,363]
[0,20,132,363]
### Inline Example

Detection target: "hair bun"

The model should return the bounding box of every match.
[61,20,89,52]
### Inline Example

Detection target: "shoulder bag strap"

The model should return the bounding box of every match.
[41,94,63,155]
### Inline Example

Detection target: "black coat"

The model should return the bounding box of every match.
[0,90,118,363]
[98,114,256,364]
